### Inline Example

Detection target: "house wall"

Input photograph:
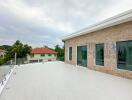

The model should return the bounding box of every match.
[0,52,5,58]
[64,21,132,79]
[28,54,57,62]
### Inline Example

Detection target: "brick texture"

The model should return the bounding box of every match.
[64,21,132,79]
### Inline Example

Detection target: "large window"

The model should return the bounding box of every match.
[117,41,132,71]
[69,47,72,61]
[77,46,87,67]
[96,44,104,66]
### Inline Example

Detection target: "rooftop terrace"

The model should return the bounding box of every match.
[0,61,132,100]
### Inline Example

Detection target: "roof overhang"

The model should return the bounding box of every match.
[31,52,57,54]
[62,9,132,41]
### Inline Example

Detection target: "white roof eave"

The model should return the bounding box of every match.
[62,9,132,41]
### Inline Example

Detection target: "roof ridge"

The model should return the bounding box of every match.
[31,47,57,54]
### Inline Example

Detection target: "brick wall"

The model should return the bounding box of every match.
[64,21,132,79]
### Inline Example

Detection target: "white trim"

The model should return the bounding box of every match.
[62,9,132,41]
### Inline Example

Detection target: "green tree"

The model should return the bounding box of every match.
[55,45,64,61]
[6,40,31,58]
[0,45,11,50]
[0,40,32,65]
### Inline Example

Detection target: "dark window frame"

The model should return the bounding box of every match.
[96,43,104,66]
[77,45,87,67]
[69,47,72,61]
[116,40,132,71]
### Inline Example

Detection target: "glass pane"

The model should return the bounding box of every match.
[69,47,72,60]
[77,46,82,66]
[127,41,132,70]
[81,46,87,67]
[77,46,87,67]
[96,44,104,66]
[117,42,127,69]
[117,41,132,71]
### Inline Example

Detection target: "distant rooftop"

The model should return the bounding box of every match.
[0,49,6,53]
[31,48,57,54]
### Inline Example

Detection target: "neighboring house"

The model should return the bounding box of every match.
[62,9,132,79]
[28,48,57,63]
[0,49,6,58]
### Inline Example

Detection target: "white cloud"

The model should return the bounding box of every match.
[0,0,74,33]
[0,0,132,48]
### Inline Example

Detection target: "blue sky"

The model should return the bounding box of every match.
[0,0,132,48]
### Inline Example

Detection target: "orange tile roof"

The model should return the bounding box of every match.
[0,49,6,53]
[31,48,57,54]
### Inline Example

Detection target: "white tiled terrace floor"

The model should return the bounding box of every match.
[0,61,132,100]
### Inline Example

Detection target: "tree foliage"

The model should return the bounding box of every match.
[8,40,32,58]
[0,45,11,50]
[55,45,64,61]
[0,40,32,65]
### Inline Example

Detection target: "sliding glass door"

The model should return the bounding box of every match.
[117,41,132,71]
[77,46,87,67]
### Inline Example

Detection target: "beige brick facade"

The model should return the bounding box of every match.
[64,21,132,79]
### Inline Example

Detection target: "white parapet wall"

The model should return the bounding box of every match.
[0,66,15,95]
